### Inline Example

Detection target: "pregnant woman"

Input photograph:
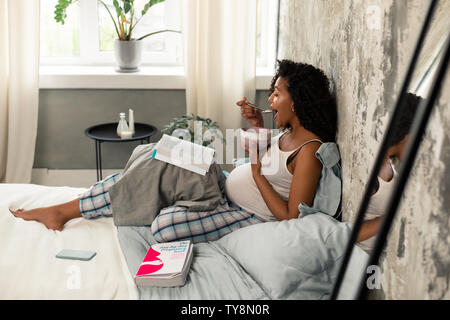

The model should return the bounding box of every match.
[10,60,339,243]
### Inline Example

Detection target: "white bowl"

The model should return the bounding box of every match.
[240,127,272,152]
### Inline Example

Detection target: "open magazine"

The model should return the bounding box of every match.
[152,134,215,176]
[135,240,193,287]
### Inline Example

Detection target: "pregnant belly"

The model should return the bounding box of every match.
[225,163,274,221]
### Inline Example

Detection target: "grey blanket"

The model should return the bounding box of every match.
[117,213,368,300]
[109,143,226,226]
[117,226,269,299]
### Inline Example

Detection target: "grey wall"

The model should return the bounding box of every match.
[34,89,271,169]
[279,0,450,299]
[35,89,186,169]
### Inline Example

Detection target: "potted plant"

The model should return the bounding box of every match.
[162,114,224,148]
[54,0,180,72]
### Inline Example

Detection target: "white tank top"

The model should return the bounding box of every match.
[225,131,323,221]
[357,159,398,252]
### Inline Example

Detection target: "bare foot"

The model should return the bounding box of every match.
[9,206,68,231]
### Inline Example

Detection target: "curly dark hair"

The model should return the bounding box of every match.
[270,59,337,142]
[387,92,423,147]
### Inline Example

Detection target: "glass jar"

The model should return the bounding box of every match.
[117,112,129,137]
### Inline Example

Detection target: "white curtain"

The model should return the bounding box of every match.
[182,0,257,131]
[0,0,40,183]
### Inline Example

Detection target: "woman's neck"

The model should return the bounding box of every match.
[286,119,319,142]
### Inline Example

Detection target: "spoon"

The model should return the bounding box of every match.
[243,101,274,114]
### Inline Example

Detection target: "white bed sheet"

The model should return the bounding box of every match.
[0,183,138,300]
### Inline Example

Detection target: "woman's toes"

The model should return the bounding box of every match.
[9,209,20,216]
[50,225,63,232]
[9,208,36,221]
[8,207,65,231]
[11,210,26,219]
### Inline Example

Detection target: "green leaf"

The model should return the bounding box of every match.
[141,0,165,16]
[113,0,122,17]
[98,0,121,38]
[54,0,77,25]
[163,113,221,143]
[123,0,132,13]
[137,29,180,41]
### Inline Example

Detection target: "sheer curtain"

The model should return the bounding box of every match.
[0,0,40,183]
[182,0,257,131]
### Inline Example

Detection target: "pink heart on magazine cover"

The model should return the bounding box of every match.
[136,247,164,276]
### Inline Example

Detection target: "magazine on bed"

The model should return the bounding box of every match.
[134,240,193,287]
[152,134,215,175]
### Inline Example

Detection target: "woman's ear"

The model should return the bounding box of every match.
[397,134,410,160]
[291,102,295,113]
[386,134,409,161]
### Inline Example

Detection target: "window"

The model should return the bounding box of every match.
[40,0,278,69]
[40,0,80,58]
[256,0,279,73]
[40,0,182,66]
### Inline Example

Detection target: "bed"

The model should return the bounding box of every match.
[0,183,137,299]
[0,183,368,300]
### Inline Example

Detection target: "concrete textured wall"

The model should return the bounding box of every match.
[278,0,450,299]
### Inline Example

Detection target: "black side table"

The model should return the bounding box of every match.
[85,122,157,181]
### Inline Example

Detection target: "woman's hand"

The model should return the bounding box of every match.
[251,141,323,221]
[237,96,264,128]
[248,144,262,177]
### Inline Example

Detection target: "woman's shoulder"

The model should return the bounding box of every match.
[300,139,322,153]
[292,140,322,169]
[291,141,322,172]
[294,137,322,157]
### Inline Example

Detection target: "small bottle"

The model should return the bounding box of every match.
[129,108,135,137]
[117,112,129,138]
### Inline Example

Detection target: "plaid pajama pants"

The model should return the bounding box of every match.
[79,173,123,219]
[79,173,264,244]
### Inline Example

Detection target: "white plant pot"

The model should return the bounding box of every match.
[114,39,143,73]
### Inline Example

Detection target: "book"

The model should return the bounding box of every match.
[134,240,194,287]
[152,134,215,176]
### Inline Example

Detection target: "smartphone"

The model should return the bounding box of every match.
[56,249,96,261]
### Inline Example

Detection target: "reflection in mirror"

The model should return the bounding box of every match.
[332,0,450,300]
[355,93,421,254]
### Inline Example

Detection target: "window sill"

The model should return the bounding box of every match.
[39,65,186,90]
[39,65,272,90]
